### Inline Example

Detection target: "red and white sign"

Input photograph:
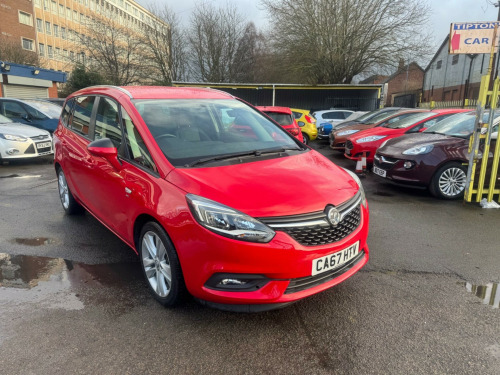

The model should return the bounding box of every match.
[449,22,500,54]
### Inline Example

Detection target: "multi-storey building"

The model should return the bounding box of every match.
[1,0,166,74]
[0,0,38,59]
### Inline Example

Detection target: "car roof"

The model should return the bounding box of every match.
[69,85,235,100]
[430,108,472,114]
[256,106,292,114]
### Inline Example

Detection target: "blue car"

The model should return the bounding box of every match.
[317,122,333,140]
[0,98,61,133]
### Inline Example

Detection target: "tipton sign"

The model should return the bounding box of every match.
[449,22,500,54]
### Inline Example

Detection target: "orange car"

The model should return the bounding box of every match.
[330,109,427,151]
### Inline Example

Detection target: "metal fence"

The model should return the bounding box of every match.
[419,99,478,109]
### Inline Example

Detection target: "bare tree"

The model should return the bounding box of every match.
[141,5,188,84]
[76,13,145,85]
[188,1,246,82]
[261,0,432,84]
[0,37,40,66]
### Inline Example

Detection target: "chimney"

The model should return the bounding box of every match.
[398,58,405,71]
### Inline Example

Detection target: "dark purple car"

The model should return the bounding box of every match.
[372,111,499,199]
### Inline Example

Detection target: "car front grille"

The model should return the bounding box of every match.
[374,153,399,170]
[36,146,52,154]
[285,250,365,294]
[346,140,353,150]
[30,135,49,141]
[259,192,362,246]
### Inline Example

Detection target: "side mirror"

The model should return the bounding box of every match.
[22,114,32,122]
[419,127,427,132]
[298,121,305,127]
[88,138,121,170]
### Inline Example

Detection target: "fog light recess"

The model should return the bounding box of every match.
[205,273,270,291]
[403,161,415,169]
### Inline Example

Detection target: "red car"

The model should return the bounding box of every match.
[344,109,471,164]
[54,86,369,311]
[257,106,305,143]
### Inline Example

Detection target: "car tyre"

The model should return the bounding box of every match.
[302,133,309,145]
[429,162,467,200]
[57,168,84,214]
[139,222,187,307]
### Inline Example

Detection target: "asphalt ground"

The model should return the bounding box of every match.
[0,141,499,375]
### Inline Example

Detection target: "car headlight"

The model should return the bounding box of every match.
[342,169,367,208]
[0,134,28,142]
[357,135,387,143]
[337,129,359,136]
[402,144,434,155]
[186,194,275,243]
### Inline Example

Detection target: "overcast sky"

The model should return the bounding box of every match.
[139,0,500,62]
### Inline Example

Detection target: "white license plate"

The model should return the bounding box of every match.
[36,142,52,149]
[312,241,360,276]
[372,166,386,177]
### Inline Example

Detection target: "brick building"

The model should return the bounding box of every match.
[1,0,167,74]
[422,35,490,102]
[0,0,38,58]
[382,60,424,107]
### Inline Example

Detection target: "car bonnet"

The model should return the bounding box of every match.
[166,150,360,218]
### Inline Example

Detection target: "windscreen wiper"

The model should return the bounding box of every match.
[185,147,303,167]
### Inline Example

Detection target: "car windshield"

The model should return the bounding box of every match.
[423,111,500,137]
[0,114,14,123]
[23,100,62,118]
[361,110,400,124]
[263,111,293,126]
[133,99,303,167]
[384,112,435,129]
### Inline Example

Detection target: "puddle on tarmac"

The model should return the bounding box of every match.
[12,237,56,246]
[0,252,141,290]
[459,281,500,309]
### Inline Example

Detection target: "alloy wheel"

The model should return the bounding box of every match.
[438,167,466,197]
[58,172,70,209]
[141,231,172,298]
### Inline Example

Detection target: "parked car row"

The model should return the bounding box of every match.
[328,107,499,199]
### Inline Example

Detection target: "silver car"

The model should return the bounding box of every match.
[0,114,53,161]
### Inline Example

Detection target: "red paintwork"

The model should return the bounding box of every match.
[257,106,305,143]
[345,109,470,163]
[54,86,369,307]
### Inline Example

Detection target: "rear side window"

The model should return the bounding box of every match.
[2,101,28,119]
[71,96,95,136]
[94,97,122,148]
[61,99,74,127]
[292,111,302,119]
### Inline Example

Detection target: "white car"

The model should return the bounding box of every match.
[0,114,53,162]
[312,110,354,128]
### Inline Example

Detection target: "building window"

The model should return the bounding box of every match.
[51,1,57,13]
[55,47,60,59]
[22,38,34,51]
[436,60,442,69]
[54,24,59,37]
[74,10,78,22]
[18,11,33,26]
[44,0,49,10]
[35,0,41,8]
[45,21,51,35]
[48,45,53,58]
[59,4,64,16]
[61,27,66,39]
[66,7,71,19]
[80,13,84,23]
[36,18,43,33]
[63,49,68,58]
[70,51,74,60]
[452,55,459,65]
[39,43,45,56]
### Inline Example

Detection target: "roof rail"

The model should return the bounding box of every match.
[85,85,133,98]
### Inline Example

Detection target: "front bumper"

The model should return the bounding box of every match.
[372,153,432,187]
[173,201,370,308]
[0,137,53,160]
